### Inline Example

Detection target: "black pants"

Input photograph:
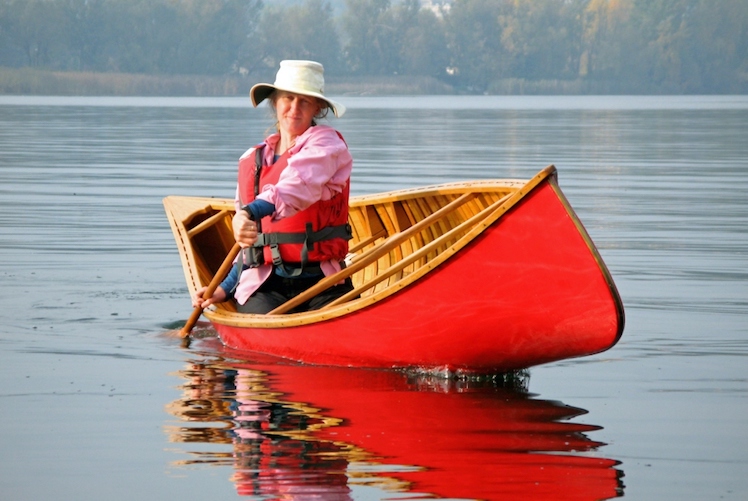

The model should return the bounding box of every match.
[236,272,355,314]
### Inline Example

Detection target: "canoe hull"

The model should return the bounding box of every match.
[208,172,623,372]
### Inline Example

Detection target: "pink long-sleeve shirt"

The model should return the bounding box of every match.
[233,124,353,305]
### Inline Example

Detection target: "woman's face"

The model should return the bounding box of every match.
[274,91,322,139]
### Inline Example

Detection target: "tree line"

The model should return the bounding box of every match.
[1,0,746,94]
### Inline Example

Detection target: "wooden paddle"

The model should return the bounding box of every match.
[179,242,242,338]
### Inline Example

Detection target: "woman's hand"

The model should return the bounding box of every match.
[232,210,259,248]
[192,286,228,309]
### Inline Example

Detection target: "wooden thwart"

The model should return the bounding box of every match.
[187,209,231,238]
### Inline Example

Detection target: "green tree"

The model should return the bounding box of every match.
[630,0,690,91]
[398,3,449,78]
[106,0,179,73]
[341,0,394,75]
[498,0,584,80]
[252,0,342,75]
[384,0,420,75]
[0,0,67,69]
[672,0,748,92]
[62,0,113,71]
[162,0,258,75]
[579,0,639,87]
[444,0,507,91]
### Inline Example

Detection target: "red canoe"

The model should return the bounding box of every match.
[163,165,624,372]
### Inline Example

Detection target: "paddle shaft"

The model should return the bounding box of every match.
[180,242,242,337]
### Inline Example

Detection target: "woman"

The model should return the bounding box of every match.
[192,60,354,314]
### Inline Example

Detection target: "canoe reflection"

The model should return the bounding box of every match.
[165,355,623,500]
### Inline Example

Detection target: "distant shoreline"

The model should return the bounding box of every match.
[1,67,740,97]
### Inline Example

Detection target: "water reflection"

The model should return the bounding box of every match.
[165,344,623,500]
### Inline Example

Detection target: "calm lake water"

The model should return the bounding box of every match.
[1,95,746,500]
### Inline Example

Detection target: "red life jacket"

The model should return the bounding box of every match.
[237,142,351,272]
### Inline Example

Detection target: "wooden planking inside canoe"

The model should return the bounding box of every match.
[164,170,546,325]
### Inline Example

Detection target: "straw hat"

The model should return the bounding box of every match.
[250,60,345,118]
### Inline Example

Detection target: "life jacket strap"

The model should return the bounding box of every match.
[251,222,352,276]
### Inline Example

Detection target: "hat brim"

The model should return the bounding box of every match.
[250,83,345,118]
